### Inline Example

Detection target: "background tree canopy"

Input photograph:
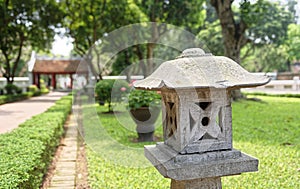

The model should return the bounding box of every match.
[0,0,64,84]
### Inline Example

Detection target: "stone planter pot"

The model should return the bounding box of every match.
[130,106,161,142]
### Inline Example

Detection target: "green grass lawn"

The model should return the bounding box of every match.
[82,95,300,189]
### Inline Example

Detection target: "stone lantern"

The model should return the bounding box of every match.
[133,48,270,189]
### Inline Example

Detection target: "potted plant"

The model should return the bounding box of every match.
[128,89,161,142]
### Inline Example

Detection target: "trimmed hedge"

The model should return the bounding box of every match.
[0,95,72,188]
[0,93,32,105]
[0,90,49,105]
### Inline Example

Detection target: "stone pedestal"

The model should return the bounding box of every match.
[145,143,258,188]
[171,177,221,189]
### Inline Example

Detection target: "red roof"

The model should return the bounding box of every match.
[32,59,88,74]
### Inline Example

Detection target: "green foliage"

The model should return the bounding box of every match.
[87,96,299,188]
[111,49,135,76]
[39,80,49,94]
[241,43,289,72]
[208,0,297,68]
[82,103,167,188]
[28,85,39,93]
[223,95,300,188]
[197,20,224,55]
[63,0,206,77]
[62,0,130,56]
[128,89,161,110]
[87,148,170,189]
[0,0,64,84]
[95,79,129,111]
[241,22,300,72]
[4,84,22,95]
[134,0,205,33]
[285,23,300,62]
[94,104,163,147]
[240,0,294,46]
[0,84,50,105]
[0,95,72,188]
[243,92,300,98]
[0,93,29,105]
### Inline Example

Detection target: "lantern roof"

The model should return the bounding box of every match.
[134,48,270,90]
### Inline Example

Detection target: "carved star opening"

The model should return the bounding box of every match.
[189,101,222,140]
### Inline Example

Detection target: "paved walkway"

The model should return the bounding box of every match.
[48,114,78,189]
[0,91,68,134]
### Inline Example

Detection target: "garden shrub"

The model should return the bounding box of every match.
[95,79,129,111]
[0,93,33,105]
[28,85,39,95]
[4,84,22,95]
[39,80,49,95]
[0,95,72,188]
[0,84,50,105]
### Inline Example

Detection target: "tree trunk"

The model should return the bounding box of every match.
[146,43,155,76]
[145,22,159,76]
[210,0,249,100]
[134,45,147,76]
[210,0,248,63]
[123,49,131,82]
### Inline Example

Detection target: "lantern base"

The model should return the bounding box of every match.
[144,142,258,181]
[171,177,221,189]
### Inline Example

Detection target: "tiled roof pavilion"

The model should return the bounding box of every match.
[32,59,87,74]
[31,58,88,89]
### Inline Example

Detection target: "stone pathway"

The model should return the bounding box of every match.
[0,91,68,134]
[48,114,78,189]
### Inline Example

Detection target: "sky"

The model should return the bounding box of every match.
[51,0,300,57]
[51,34,73,57]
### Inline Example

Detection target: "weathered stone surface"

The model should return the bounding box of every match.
[138,48,264,188]
[171,177,221,189]
[145,144,258,181]
[161,89,232,153]
[134,48,270,90]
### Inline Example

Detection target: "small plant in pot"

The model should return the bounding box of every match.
[128,89,161,142]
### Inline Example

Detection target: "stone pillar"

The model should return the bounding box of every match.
[32,72,36,85]
[52,73,56,89]
[171,177,221,189]
[37,74,40,89]
[70,74,73,89]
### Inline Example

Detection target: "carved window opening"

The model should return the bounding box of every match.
[166,102,177,137]
[201,117,210,126]
[190,101,224,141]
[199,132,215,140]
[198,102,211,110]
[217,108,223,133]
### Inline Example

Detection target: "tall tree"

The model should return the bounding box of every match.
[209,0,296,99]
[62,0,138,80]
[0,0,64,85]
[209,0,295,63]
